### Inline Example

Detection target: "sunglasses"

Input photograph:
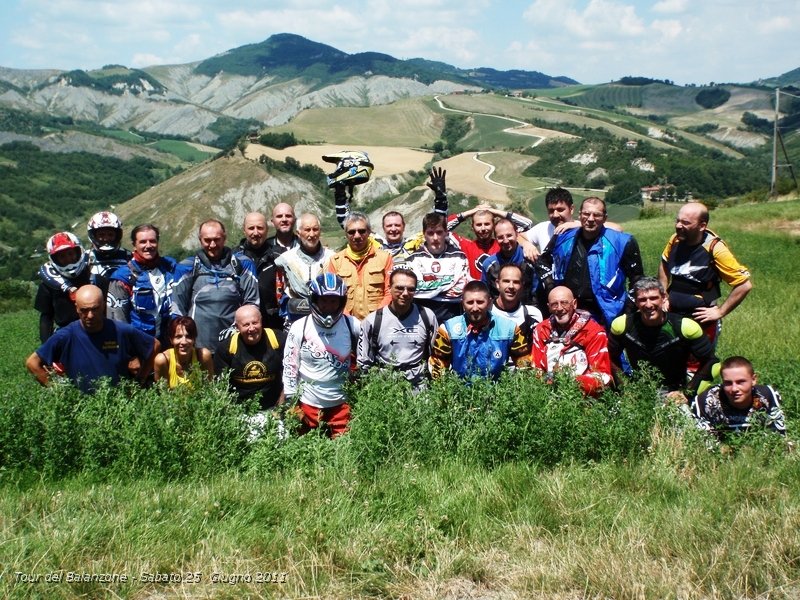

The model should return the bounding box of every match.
[346,228,368,235]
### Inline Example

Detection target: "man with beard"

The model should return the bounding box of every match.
[491,263,542,347]
[658,202,751,349]
[429,281,530,380]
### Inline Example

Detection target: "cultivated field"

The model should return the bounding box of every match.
[266,98,442,147]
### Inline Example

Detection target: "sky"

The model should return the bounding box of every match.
[0,0,797,86]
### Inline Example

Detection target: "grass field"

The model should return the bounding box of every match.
[148,140,217,162]
[101,129,146,143]
[267,98,442,147]
[2,201,799,599]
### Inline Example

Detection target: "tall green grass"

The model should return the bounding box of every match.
[2,200,799,598]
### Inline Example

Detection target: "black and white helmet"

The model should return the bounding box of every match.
[323,150,374,188]
[308,272,348,328]
[87,211,123,252]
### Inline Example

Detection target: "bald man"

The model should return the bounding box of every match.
[265,203,299,253]
[659,201,751,348]
[235,212,282,328]
[530,286,611,396]
[26,285,159,393]
[214,304,287,410]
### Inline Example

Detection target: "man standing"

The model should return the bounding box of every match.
[327,212,393,320]
[429,281,531,380]
[538,197,643,327]
[173,219,260,354]
[215,304,286,410]
[107,224,182,346]
[447,204,534,279]
[658,202,751,347]
[235,212,282,329]
[358,269,438,390]
[523,187,575,254]
[274,213,335,325]
[26,285,159,393]
[405,212,470,323]
[283,273,360,438]
[481,218,539,305]
[692,356,785,436]
[266,203,299,253]
[491,264,542,346]
[609,278,717,401]
[531,286,611,396]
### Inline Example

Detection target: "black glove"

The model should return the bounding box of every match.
[427,167,447,196]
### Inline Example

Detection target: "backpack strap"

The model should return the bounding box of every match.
[264,327,279,350]
[370,307,385,360]
[418,306,433,360]
[228,331,240,354]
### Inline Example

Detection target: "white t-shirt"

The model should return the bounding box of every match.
[522,221,555,251]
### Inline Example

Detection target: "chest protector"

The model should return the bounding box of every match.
[445,315,517,379]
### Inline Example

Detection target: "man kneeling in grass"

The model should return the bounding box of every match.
[692,356,786,436]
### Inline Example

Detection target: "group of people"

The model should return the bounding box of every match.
[26,164,785,439]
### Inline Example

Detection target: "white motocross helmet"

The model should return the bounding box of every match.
[87,211,123,253]
[46,232,88,278]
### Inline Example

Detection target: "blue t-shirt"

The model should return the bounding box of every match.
[36,319,155,393]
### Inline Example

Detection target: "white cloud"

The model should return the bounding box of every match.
[652,0,687,14]
[756,16,791,34]
[524,0,645,39]
[131,53,164,68]
[651,19,682,39]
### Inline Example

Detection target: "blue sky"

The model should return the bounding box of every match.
[0,0,797,85]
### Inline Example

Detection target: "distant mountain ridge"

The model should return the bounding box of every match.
[195,33,577,88]
[0,33,577,144]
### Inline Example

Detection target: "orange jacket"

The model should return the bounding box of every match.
[327,247,393,320]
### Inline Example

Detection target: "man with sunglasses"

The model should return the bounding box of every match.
[537,197,643,327]
[358,269,438,390]
[327,211,393,320]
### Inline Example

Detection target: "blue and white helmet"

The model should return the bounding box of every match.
[308,272,348,328]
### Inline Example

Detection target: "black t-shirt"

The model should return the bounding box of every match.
[214,328,287,410]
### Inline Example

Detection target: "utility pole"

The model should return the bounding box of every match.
[771,87,779,196]
[770,87,799,196]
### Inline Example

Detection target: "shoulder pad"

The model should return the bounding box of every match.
[680,317,703,339]
[610,314,628,336]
